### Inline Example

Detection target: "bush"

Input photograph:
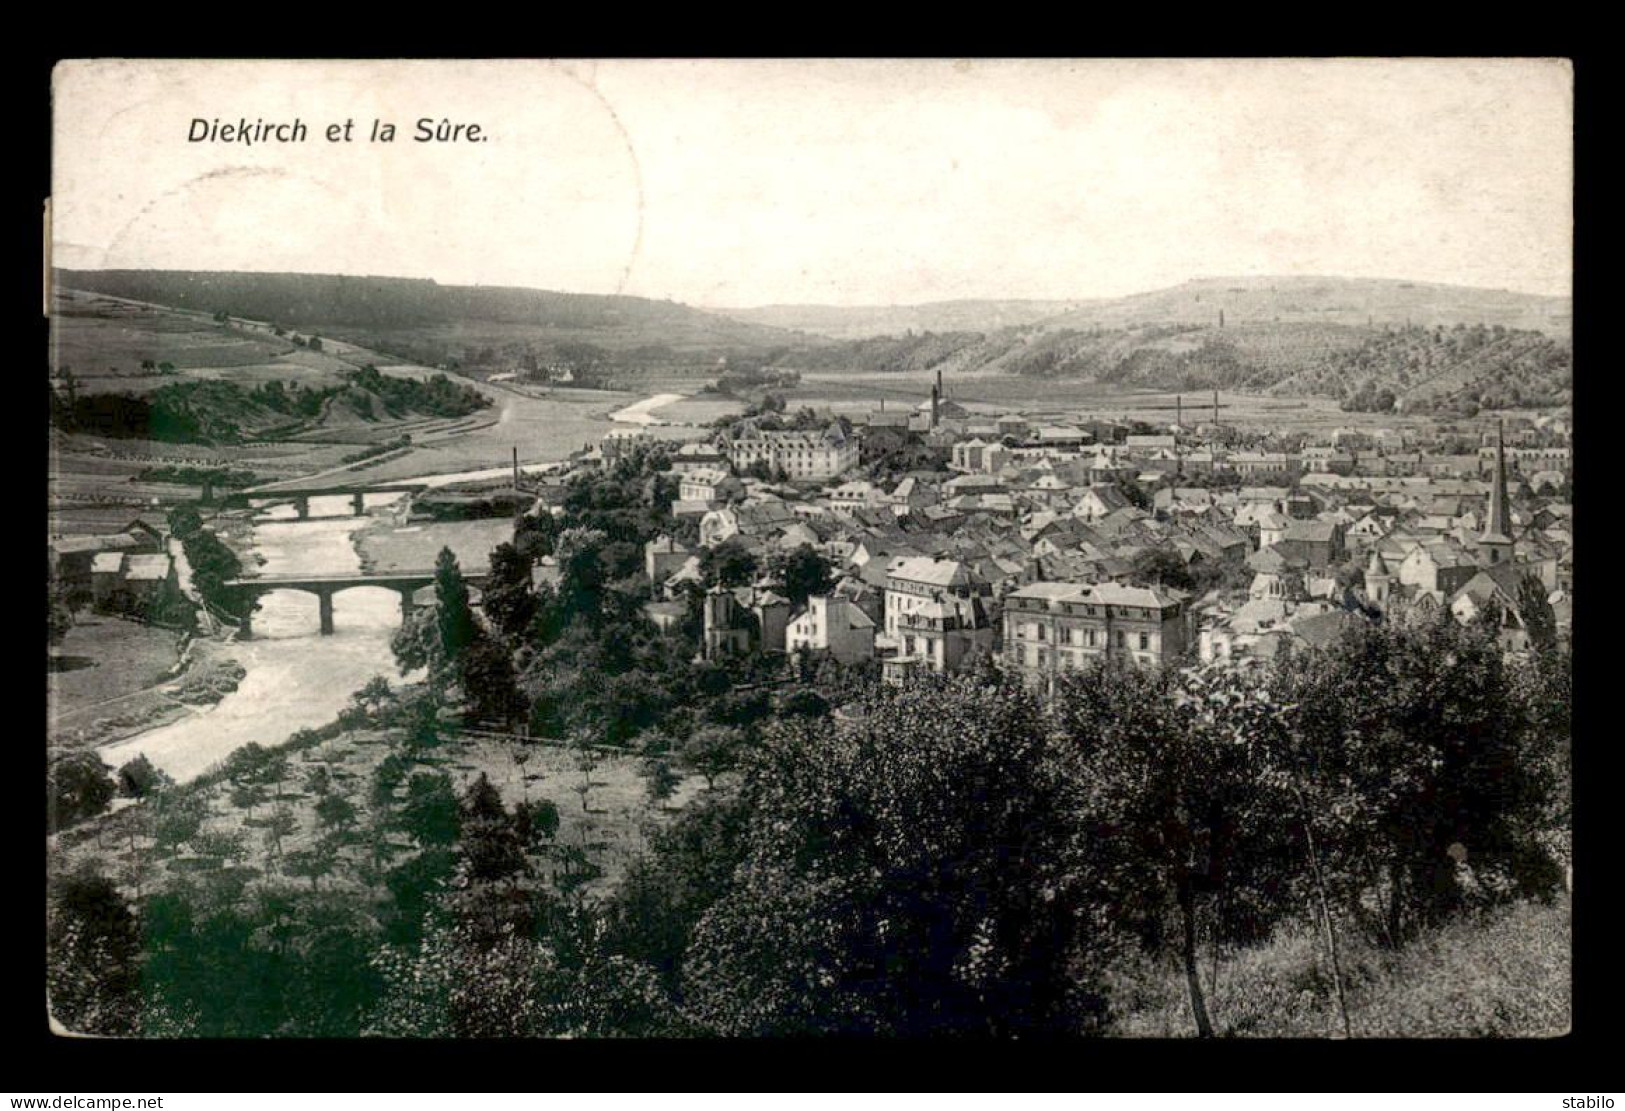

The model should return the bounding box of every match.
[48,751,116,832]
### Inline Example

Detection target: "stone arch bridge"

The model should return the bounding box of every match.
[224,570,490,638]
[219,483,430,519]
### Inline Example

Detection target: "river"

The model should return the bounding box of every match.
[98,495,419,784]
[93,386,687,785]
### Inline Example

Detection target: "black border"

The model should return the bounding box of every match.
[14,46,1609,1094]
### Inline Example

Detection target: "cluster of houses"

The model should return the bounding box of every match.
[48,519,180,616]
[577,378,1572,689]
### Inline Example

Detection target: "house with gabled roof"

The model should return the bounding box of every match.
[786,594,875,664]
[1002,579,1190,691]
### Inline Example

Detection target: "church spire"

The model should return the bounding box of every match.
[1478,419,1514,564]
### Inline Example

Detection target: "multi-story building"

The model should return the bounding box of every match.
[668,441,729,474]
[725,420,859,481]
[1001,580,1189,692]
[678,467,741,505]
[786,594,876,664]
[883,557,992,638]
[881,557,996,682]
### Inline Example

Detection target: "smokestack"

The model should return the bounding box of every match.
[512,446,520,488]
[1176,395,1182,431]
[1213,388,1219,427]
[930,382,940,430]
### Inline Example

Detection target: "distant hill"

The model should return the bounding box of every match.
[720,276,1570,341]
[53,269,815,373]
[713,300,1088,340]
[54,270,1571,414]
[1032,276,1570,337]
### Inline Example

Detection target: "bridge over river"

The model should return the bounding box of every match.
[225,569,490,637]
[221,483,430,519]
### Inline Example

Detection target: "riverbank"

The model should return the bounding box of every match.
[609,392,686,425]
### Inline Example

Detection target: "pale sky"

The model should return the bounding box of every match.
[51,58,1573,307]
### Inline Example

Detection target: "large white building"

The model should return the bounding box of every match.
[1002,580,1190,691]
[725,420,858,481]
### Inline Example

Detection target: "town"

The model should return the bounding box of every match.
[569,370,1572,683]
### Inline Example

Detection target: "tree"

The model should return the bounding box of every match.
[482,542,537,643]
[678,724,745,791]
[554,526,610,625]
[230,779,270,822]
[459,635,522,726]
[151,789,208,856]
[47,750,116,832]
[399,771,461,848]
[700,539,758,590]
[315,791,360,834]
[284,842,338,892]
[220,743,273,786]
[457,774,529,888]
[776,544,835,607]
[433,547,478,666]
[47,869,141,1035]
[396,690,445,756]
[391,606,440,677]
[514,798,561,848]
[304,764,332,798]
[352,676,395,719]
[640,756,681,809]
[1053,660,1300,1038]
[1269,614,1561,944]
[1517,574,1558,654]
[1112,472,1153,511]
[117,754,172,799]
[680,676,1102,1036]
[48,566,83,647]
[1130,547,1196,593]
[263,805,298,859]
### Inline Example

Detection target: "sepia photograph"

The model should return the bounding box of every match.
[45,57,1573,1040]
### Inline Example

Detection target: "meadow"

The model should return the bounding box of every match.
[1111,894,1570,1038]
[48,615,186,720]
[56,712,712,907]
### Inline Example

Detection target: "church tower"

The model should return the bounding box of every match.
[1477,419,1515,566]
[1364,548,1392,605]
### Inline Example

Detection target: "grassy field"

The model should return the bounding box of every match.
[49,616,185,718]
[48,617,195,752]
[1110,895,1570,1038]
[52,291,357,396]
[59,717,710,906]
